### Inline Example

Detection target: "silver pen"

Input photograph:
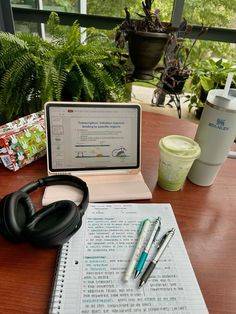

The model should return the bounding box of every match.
[139,228,175,288]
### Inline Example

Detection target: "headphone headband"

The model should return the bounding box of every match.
[20,175,89,215]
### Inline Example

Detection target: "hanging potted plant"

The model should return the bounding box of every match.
[160,22,208,94]
[151,23,208,114]
[115,0,173,80]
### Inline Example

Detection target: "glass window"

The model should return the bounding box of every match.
[11,0,81,12]
[11,1,40,33]
[10,0,175,36]
[11,0,37,9]
[9,0,236,64]
[86,0,174,21]
[184,38,236,67]
[10,0,174,20]
[42,1,80,13]
[14,21,39,34]
[183,0,236,29]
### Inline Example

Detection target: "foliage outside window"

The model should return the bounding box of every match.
[9,0,236,65]
[11,0,174,19]
[183,0,236,28]
[183,0,236,63]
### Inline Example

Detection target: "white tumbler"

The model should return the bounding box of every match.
[188,88,236,186]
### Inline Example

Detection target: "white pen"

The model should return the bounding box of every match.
[123,219,151,282]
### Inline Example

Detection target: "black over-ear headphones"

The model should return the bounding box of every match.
[0,175,89,247]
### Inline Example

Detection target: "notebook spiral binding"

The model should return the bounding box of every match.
[49,241,70,314]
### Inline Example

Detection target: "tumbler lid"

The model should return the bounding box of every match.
[207,89,236,112]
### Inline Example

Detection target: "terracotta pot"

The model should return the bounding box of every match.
[128,31,168,80]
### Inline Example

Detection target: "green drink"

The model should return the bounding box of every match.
[158,135,201,191]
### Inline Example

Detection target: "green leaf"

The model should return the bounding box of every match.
[200,76,214,91]
[0,12,128,123]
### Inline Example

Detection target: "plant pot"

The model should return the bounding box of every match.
[195,106,204,120]
[199,88,208,103]
[162,74,189,94]
[128,31,168,80]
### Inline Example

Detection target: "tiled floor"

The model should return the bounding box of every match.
[131,85,199,124]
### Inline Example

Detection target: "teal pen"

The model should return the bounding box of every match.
[134,217,161,278]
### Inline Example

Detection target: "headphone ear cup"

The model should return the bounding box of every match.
[0,191,35,243]
[23,200,82,247]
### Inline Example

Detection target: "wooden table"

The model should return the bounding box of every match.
[0,111,235,314]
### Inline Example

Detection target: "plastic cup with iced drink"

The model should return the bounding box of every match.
[158,135,201,191]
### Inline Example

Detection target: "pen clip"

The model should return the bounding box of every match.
[153,217,161,242]
[156,228,175,248]
[137,219,150,235]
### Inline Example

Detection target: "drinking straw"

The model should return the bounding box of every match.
[223,72,234,98]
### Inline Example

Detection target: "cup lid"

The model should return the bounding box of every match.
[159,135,201,159]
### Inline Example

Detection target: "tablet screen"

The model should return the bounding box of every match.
[45,103,141,172]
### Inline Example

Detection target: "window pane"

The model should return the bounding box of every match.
[11,1,81,12]
[87,0,174,21]
[11,0,175,35]
[11,0,36,8]
[14,21,39,33]
[183,0,236,29]
[11,1,175,22]
[42,1,80,13]
[185,38,236,67]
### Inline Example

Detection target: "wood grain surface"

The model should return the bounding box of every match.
[0,111,235,314]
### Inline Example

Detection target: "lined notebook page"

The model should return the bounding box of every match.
[49,203,209,314]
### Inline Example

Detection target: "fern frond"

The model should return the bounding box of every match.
[47,12,69,43]
[0,32,28,70]
[0,32,27,49]
[0,13,128,123]
[62,70,83,101]
[75,64,94,100]
[17,32,54,56]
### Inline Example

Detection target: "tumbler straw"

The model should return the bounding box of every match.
[223,73,234,98]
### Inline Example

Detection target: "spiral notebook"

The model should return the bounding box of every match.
[49,203,209,314]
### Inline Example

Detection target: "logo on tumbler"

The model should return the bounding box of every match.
[208,118,229,131]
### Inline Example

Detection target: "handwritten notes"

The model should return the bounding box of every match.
[49,203,209,314]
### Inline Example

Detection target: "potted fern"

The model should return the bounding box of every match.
[116,0,172,80]
[0,13,128,124]
[0,32,54,123]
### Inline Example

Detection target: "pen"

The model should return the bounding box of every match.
[134,217,161,278]
[139,228,175,288]
[123,219,151,282]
